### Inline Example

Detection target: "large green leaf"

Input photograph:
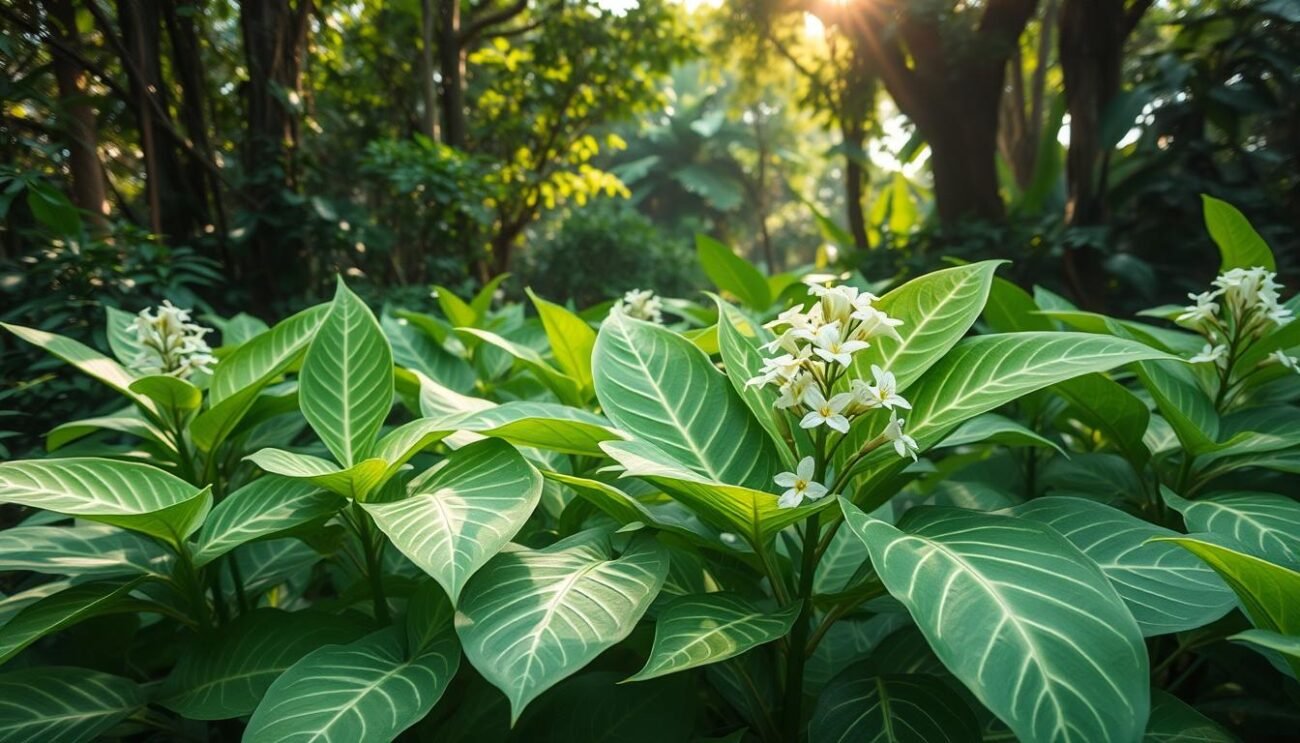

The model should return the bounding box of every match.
[840,500,1150,743]
[382,313,474,393]
[456,529,668,720]
[161,609,368,719]
[696,234,770,310]
[936,413,1063,454]
[1133,361,1219,454]
[715,298,800,469]
[527,288,596,395]
[628,593,799,682]
[1202,194,1274,272]
[543,471,718,545]
[0,578,144,666]
[0,666,145,743]
[434,402,624,456]
[0,524,170,579]
[46,409,170,453]
[456,327,583,404]
[1163,490,1300,569]
[244,624,459,742]
[808,668,981,743]
[1009,497,1234,636]
[1052,373,1151,465]
[194,477,345,566]
[594,310,776,489]
[209,304,328,404]
[364,439,542,602]
[244,449,389,500]
[1142,690,1234,743]
[1,323,145,405]
[1230,629,1300,666]
[300,279,394,466]
[0,458,210,544]
[104,305,145,366]
[602,439,834,545]
[1157,536,1300,676]
[849,261,1003,392]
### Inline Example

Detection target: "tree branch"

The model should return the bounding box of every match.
[459,0,528,45]
[1123,0,1155,38]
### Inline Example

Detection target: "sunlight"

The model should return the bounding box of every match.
[804,12,825,37]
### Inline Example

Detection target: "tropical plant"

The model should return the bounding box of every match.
[0,197,1296,741]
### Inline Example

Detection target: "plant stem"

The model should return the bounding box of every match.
[781,511,821,740]
[354,506,391,625]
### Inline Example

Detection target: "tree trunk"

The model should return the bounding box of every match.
[44,0,108,232]
[913,71,1007,224]
[419,0,440,141]
[437,0,466,149]
[841,121,870,254]
[163,0,222,238]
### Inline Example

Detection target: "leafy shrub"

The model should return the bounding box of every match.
[0,198,1296,741]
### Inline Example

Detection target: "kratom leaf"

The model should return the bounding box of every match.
[1053,373,1151,465]
[1230,628,1300,666]
[105,305,145,366]
[696,234,770,310]
[456,327,583,405]
[1,322,149,409]
[300,279,394,467]
[382,313,473,393]
[0,578,145,666]
[1202,194,1275,272]
[527,288,597,395]
[840,500,1150,743]
[456,529,668,720]
[1133,361,1219,454]
[46,409,170,452]
[808,668,981,743]
[1009,497,1234,635]
[1142,689,1235,742]
[244,625,459,742]
[0,458,210,544]
[245,449,389,500]
[161,609,369,720]
[129,374,202,413]
[628,593,799,682]
[434,284,479,328]
[436,401,624,456]
[715,297,801,469]
[594,310,777,490]
[194,477,345,566]
[364,439,542,602]
[936,413,1063,454]
[0,666,145,743]
[0,524,170,579]
[209,304,328,405]
[1163,490,1300,568]
[1156,536,1300,676]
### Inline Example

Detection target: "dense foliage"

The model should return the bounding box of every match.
[0,199,1297,741]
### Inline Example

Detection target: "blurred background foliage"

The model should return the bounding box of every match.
[1,0,1298,450]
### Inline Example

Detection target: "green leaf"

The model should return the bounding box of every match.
[0,666,145,743]
[471,273,510,317]
[1,322,148,408]
[594,310,777,490]
[456,327,583,405]
[1053,373,1151,465]
[513,671,695,743]
[218,312,271,345]
[1202,194,1275,272]
[129,374,202,413]
[194,477,345,566]
[383,314,474,393]
[849,261,1004,392]
[696,234,770,310]
[105,305,145,366]
[840,500,1150,743]
[209,304,328,405]
[808,669,981,743]
[46,409,170,453]
[1009,497,1234,636]
[543,471,718,545]
[245,449,389,500]
[1156,536,1300,676]
[715,298,800,469]
[602,439,833,545]
[1162,490,1300,568]
[1230,628,1300,665]
[983,277,1055,334]
[1133,361,1219,454]
[0,578,144,666]
[300,279,394,466]
[936,413,1064,454]
[435,284,480,328]
[0,524,170,579]
[161,608,369,720]
[437,401,625,456]
[456,529,668,720]
[628,593,799,682]
[527,288,597,395]
[1142,689,1235,743]
[244,625,459,742]
[364,439,543,602]
[0,458,210,544]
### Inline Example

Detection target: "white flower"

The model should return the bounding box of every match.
[799,389,853,433]
[1189,343,1228,367]
[883,411,919,461]
[867,365,911,410]
[1176,290,1221,329]
[1270,350,1300,374]
[810,284,857,324]
[127,300,216,379]
[810,323,868,367]
[774,456,828,509]
[850,305,904,342]
[620,288,663,323]
[774,372,815,410]
[746,350,809,388]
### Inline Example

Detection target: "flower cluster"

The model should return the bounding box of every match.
[618,288,664,324]
[748,283,918,508]
[1177,267,1298,375]
[127,301,216,379]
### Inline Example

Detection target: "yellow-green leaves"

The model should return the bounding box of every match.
[1203,194,1275,272]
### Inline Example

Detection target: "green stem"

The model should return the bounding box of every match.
[757,542,792,606]
[781,512,821,740]
[354,506,391,625]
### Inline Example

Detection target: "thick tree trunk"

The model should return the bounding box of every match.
[163,0,222,238]
[437,0,466,149]
[45,0,108,232]
[843,145,870,254]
